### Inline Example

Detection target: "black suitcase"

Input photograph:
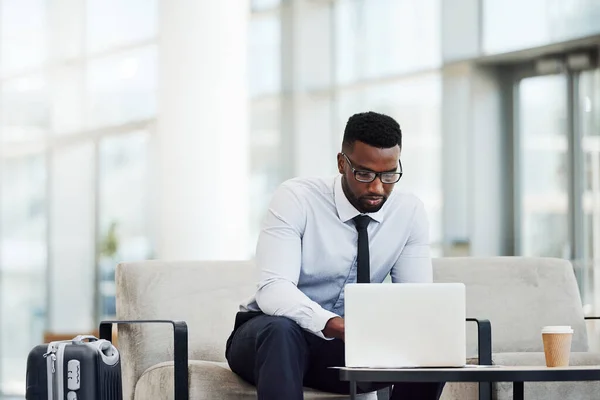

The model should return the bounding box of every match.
[26,335,122,400]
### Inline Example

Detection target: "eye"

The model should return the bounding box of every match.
[381,173,401,183]
[355,171,375,181]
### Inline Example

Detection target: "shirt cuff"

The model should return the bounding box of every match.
[309,308,340,340]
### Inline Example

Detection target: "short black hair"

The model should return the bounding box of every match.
[342,111,402,152]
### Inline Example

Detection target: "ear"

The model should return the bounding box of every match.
[337,153,344,174]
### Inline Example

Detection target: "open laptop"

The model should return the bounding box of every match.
[344,282,466,368]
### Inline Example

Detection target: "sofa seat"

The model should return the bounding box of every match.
[134,360,378,400]
[442,352,600,400]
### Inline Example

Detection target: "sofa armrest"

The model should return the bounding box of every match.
[466,318,492,365]
[99,319,189,400]
[466,318,492,400]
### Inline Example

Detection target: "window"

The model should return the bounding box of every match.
[248,12,281,97]
[1,74,49,144]
[334,0,440,84]
[86,0,157,54]
[295,93,336,176]
[517,75,570,258]
[47,0,84,61]
[98,131,153,320]
[49,143,96,334]
[0,0,159,395]
[364,74,443,252]
[251,0,280,12]
[335,74,443,253]
[249,99,282,245]
[581,70,600,260]
[296,2,333,91]
[50,65,84,135]
[335,88,366,140]
[0,154,47,396]
[482,0,600,54]
[0,0,47,76]
[85,45,157,129]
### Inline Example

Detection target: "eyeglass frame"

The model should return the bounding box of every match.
[341,152,403,184]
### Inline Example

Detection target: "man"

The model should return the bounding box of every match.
[225,111,445,399]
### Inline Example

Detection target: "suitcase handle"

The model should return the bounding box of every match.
[72,335,98,344]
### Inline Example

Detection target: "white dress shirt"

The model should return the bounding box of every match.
[240,174,433,338]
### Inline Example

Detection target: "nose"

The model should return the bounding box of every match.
[366,176,385,195]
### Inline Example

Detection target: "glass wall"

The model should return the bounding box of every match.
[248,0,443,253]
[0,0,156,396]
[1,0,599,395]
[334,0,440,83]
[97,131,153,321]
[579,69,600,319]
[248,5,283,245]
[483,0,600,54]
[580,69,600,279]
[334,74,443,252]
[517,75,570,258]
[0,155,46,395]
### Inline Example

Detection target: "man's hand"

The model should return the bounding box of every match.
[322,316,345,340]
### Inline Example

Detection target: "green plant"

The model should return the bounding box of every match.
[99,221,119,259]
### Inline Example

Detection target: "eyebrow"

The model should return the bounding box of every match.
[355,163,398,173]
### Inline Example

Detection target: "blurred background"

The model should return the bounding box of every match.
[0,0,599,397]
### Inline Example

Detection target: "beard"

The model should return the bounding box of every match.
[341,176,387,214]
[357,195,386,213]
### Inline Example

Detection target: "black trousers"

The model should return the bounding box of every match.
[225,312,445,400]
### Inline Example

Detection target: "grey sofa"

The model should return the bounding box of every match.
[109,257,600,399]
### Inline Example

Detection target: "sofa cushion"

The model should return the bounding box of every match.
[441,352,600,400]
[433,257,589,356]
[134,360,378,400]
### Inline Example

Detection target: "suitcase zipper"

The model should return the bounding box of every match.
[43,351,56,372]
[56,343,66,400]
[43,345,58,400]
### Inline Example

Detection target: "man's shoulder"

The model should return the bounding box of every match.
[390,189,424,205]
[387,190,426,213]
[277,175,335,200]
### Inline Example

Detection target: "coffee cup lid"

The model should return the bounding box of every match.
[542,326,573,334]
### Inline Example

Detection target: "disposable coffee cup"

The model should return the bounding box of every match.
[541,326,573,367]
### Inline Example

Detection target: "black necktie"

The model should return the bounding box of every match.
[353,215,371,283]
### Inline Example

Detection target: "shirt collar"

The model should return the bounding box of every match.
[334,175,385,224]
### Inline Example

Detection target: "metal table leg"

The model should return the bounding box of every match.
[479,382,492,400]
[350,380,357,400]
[513,382,524,400]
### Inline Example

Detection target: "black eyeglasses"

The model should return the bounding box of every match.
[341,153,403,184]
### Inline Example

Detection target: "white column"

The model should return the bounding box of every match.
[156,0,250,260]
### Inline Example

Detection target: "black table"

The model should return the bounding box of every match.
[336,365,600,400]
